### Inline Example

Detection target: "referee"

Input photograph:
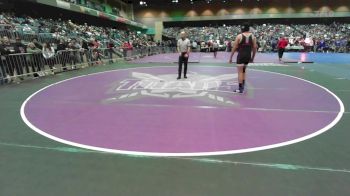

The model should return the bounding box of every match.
[177,32,191,80]
[229,24,258,93]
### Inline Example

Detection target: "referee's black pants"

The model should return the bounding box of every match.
[178,53,188,78]
[278,48,285,59]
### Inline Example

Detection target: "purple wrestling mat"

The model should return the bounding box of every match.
[21,66,344,156]
[132,52,201,63]
[132,52,296,64]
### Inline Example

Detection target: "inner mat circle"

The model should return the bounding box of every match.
[21,66,344,156]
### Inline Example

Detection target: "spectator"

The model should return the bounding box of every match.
[42,43,56,72]
[2,36,18,79]
[0,39,8,83]
[13,37,26,79]
[32,38,42,50]
[57,39,68,70]
[68,38,82,68]
[26,42,42,77]
[90,39,103,64]
[122,40,133,59]
[107,39,116,63]
[277,37,289,62]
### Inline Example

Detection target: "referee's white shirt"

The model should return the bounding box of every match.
[177,38,191,52]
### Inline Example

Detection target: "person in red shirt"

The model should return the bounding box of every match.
[122,41,133,59]
[277,37,289,62]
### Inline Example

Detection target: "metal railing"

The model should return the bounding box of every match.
[110,38,123,46]
[0,29,39,43]
[18,33,39,43]
[0,46,176,85]
[0,24,14,31]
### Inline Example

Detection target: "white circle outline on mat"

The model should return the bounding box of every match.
[20,66,345,157]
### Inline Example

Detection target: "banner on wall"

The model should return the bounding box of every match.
[37,0,146,29]
[56,0,70,9]
[98,12,109,20]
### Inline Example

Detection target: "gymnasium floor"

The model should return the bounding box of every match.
[1,52,350,195]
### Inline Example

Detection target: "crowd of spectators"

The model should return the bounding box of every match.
[0,12,178,52]
[0,12,151,46]
[164,23,350,53]
[0,12,175,83]
[62,0,122,17]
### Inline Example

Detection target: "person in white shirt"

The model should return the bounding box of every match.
[192,41,198,51]
[177,31,191,79]
[212,41,219,58]
[42,43,56,71]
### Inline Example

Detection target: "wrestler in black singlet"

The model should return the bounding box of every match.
[237,34,253,65]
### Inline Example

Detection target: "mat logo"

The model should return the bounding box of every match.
[103,72,239,105]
